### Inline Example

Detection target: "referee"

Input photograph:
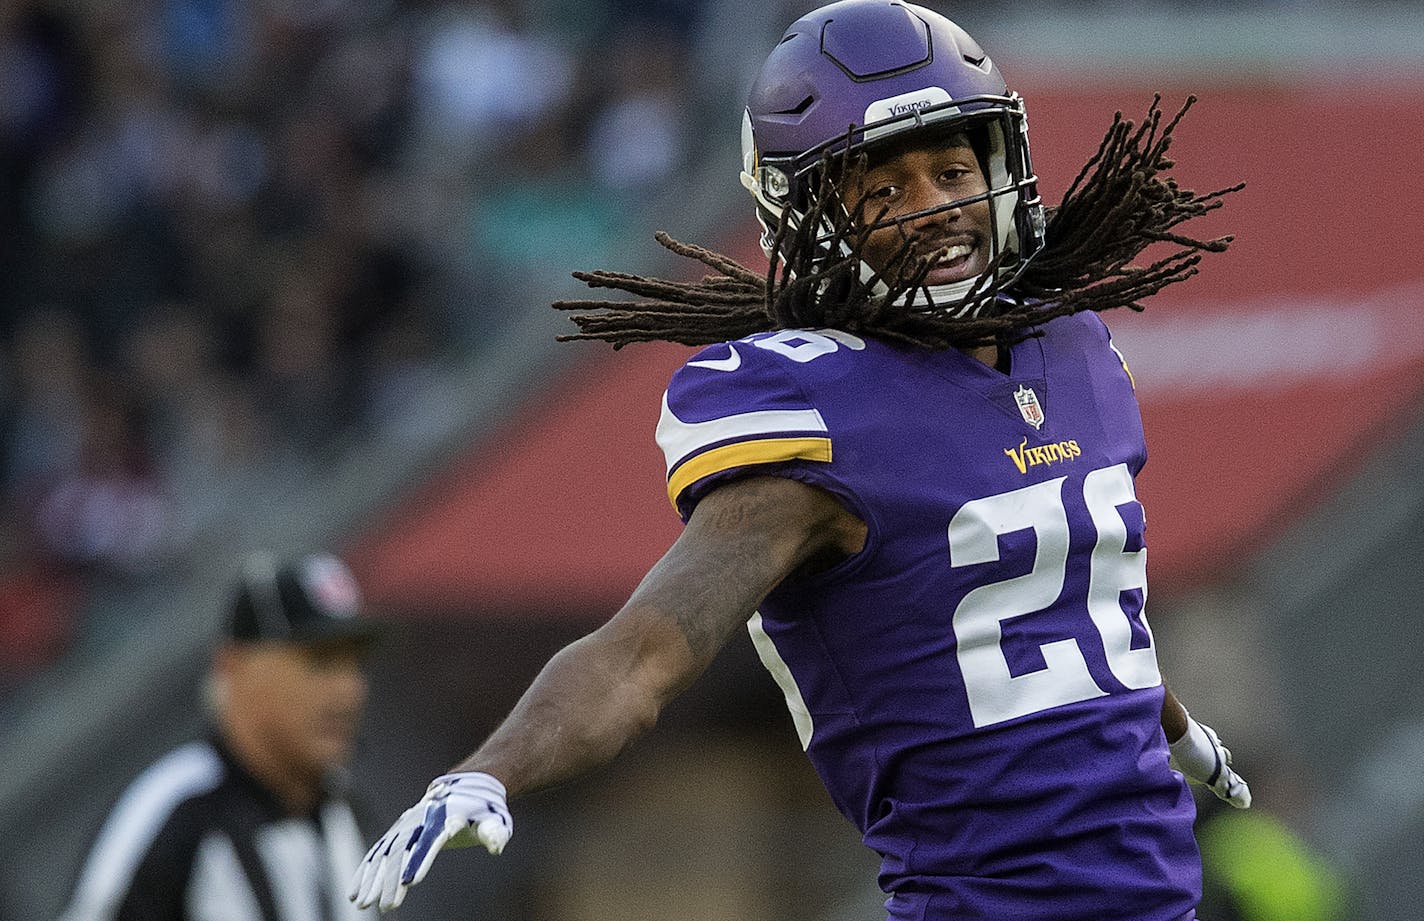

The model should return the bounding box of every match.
[61,553,381,921]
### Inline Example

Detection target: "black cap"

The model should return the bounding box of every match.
[226,552,380,646]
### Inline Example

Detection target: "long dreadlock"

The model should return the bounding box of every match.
[554,96,1241,351]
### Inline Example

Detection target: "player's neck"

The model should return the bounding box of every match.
[964,343,1010,373]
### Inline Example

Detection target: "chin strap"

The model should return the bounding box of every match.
[903,279,985,318]
[868,265,994,319]
[851,237,1003,320]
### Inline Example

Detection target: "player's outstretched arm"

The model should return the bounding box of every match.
[1161,684,1251,808]
[351,475,864,911]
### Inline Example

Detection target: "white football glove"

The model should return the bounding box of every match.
[349,771,512,912]
[1169,716,1251,809]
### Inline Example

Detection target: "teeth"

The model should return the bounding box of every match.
[939,244,972,262]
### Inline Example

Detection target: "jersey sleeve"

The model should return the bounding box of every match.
[656,339,835,520]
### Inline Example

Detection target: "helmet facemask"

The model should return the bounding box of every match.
[741,94,1046,323]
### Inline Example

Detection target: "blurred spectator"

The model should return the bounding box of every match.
[253,260,355,453]
[30,372,176,575]
[411,2,575,161]
[585,27,689,194]
[0,0,707,681]
[467,115,625,284]
[359,295,448,443]
[4,309,90,498]
[121,303,274,534]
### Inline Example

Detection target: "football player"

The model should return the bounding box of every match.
[352,3,1251,919]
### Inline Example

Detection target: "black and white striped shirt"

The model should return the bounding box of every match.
[61,738,374,921]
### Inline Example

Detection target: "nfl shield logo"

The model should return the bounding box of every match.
[1014,385,1045,429]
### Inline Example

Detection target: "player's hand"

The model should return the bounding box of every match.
[349,771,512,911]
[1169,717,1251,808]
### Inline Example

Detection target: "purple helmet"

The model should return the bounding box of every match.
[739,0,1045,311]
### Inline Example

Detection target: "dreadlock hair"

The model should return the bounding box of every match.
[554,95,1242,351]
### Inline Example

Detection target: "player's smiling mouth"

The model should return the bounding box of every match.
[922,235,984,284]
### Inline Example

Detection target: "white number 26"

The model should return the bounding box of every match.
[948,464,1161,728]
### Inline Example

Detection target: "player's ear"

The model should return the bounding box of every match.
[210,642,256,694]
[205,648,238,716]
[212,642,239,676]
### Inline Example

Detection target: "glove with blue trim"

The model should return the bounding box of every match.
[350,771,512,912]
[1169,715,1251,808]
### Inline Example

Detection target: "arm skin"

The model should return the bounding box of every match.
[452,468,1187,794]
[1160,683,1189,744]
[452,475,866,798]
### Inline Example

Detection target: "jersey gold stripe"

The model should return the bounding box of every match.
[655,393,828,473]
[666,437,832,509]
[1108,341,1137,391]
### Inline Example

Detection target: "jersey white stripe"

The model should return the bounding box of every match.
[257,819,327,921]
[655,393,829,474]
[187,831,264,921]
[61,741,225,921]
[321,801,376,920]
[747,612,815,750]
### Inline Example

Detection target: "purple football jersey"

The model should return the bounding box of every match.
[655,313,1200,921]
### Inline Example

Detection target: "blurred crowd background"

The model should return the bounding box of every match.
[0,0,710,671]
[2,1,1422,920]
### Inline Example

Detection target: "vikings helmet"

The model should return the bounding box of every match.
[740,0,1045,313]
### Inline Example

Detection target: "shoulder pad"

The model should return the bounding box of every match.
[657,330,864,513]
